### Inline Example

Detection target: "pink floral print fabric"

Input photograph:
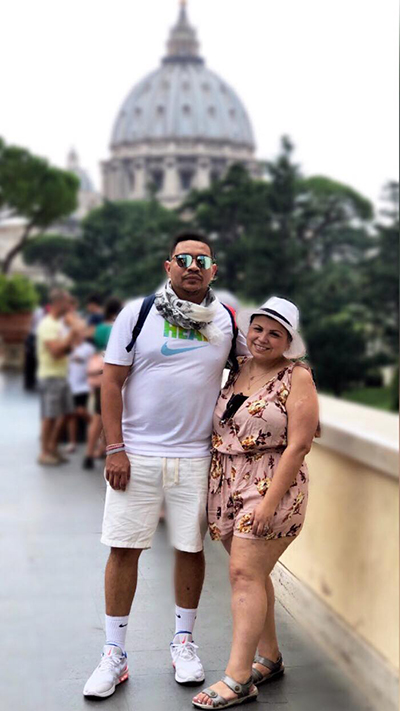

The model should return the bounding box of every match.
[208,357,310,542]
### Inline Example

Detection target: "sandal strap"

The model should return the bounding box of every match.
[251,667,265,683]
[197,687,228,708]
[254,653,283,672]
[221,674,254,698]
[200,687,221,699]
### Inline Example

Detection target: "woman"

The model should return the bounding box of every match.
[82,297,122,469]
[193,296,319,709]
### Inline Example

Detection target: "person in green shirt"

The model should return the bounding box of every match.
[93,298,123,352]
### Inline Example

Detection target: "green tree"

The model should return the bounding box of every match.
[184,137,373,305]
[298,176,373,267]
[0,138,79,273]
[244,137,306,299]
[182,163,272,290]
[64,199,183,301]
[23,234,74,287]
[363,181,399,360]
[298,264,370,393]
[306,307,368,396]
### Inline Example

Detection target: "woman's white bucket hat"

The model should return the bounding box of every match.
[237,296,306,359]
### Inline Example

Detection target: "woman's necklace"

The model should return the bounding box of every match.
[245,358,286,391]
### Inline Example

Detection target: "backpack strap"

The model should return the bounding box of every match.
[221,302,239,372]
[125,294,156,353]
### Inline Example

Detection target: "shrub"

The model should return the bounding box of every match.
[0,274,39,314]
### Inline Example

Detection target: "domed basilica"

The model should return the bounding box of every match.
[102,1,261,207]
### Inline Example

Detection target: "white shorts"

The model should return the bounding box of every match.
[101,453,211,553]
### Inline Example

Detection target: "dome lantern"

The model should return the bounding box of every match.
[164,0,203,64]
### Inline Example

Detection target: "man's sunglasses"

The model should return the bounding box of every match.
[171,254,214,270]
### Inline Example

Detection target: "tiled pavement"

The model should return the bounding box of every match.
[0,375,374,711]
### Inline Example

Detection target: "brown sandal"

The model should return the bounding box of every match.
[251,653,284,685]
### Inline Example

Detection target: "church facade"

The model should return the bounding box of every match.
[101,1,261,208]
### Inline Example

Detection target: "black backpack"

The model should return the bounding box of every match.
[125,294,238,370]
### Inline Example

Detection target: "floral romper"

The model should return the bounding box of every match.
[208,358,311,542]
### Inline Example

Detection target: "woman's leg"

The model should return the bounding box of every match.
[222,536,232,555]
[252,575,281,678]
[225,539,281,672]
[68,413,77,447]
[85,414,103,457]
[193,536,291,707]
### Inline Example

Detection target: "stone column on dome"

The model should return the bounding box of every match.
[101,162,110,200]
[116,162,124,199]
[120,160,131,199]
[163,157,180,202]
[108,162,118,201]
[109,162,119,200]
[195,157,211,190]
[133,160,146,199]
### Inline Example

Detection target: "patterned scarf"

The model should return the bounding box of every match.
[154,281,225,345]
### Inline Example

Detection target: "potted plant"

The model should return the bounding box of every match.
[0,274,39,344]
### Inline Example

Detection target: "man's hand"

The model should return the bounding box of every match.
[105,451,131,491]
[250,499,276,537]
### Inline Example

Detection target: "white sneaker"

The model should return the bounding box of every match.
[170,632,205,685]
[83,644,129,698]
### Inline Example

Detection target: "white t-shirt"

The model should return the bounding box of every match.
[104,299,248,457]
[68,342,96,395]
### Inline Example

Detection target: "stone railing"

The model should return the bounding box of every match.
[275,395,399,710]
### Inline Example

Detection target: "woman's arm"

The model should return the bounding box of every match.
[251,366,319,536]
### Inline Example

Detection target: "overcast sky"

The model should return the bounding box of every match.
[1,0,398,209]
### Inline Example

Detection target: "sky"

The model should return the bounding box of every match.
[1,0,398,209]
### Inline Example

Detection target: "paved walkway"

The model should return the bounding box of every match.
[0,374,374,711]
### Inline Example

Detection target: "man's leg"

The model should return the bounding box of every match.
[174,548,205,611]
[168,456,209,634]
[83,547,143,699]
[48,415,66,456]
[174,548,205,637]
[84,454,161,698]
[171,549,206,684]
[67,413,78,448]
[105,547,143,617]
[166,456,209,682]
[40,417,55,457]
[105,547,143,649]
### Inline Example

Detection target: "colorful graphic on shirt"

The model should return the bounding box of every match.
[161,320,209,356]
[163,321,208,342]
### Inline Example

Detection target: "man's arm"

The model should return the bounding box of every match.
[235,329,250,356]
[45,328,80,359]
[101,363,131,491]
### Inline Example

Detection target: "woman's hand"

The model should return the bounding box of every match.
[250,499,276,537]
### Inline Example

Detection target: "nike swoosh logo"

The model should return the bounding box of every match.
[161,342,208,356]
[119,624,128,628]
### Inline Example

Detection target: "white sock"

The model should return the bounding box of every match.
[105,614,129,652]
[174,606,197,636]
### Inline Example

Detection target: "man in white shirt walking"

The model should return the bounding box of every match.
[83,232,246,699]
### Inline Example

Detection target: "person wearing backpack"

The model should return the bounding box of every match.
[83,231,248,699]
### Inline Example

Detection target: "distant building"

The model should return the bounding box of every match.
[101,1,261,207]
[66,148,102,223]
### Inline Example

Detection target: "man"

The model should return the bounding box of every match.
[85,293,104,336]
[83,232,247,699]
[36,290,83,465]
